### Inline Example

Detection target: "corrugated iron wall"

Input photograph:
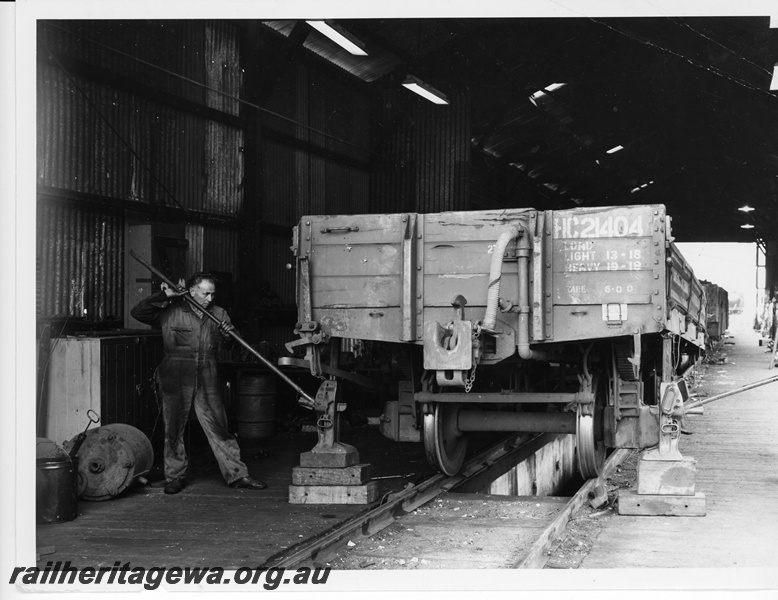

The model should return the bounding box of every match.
[370,86,415,214]
[414,91,470,213]
[260,65,371,224]
[184,224,204,275]
[307,67,370,215]
[37,21,245,321]
[37,201,124,320]
[204,22,244,215]
[370,86,471,214]
[37,20,474,342]
[252,64,372,352]
[260,139,300,226]
[38,22,244,214]
[203,226,238,274]
[260,235,296,306]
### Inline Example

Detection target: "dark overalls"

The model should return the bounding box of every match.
[131,291,249,484]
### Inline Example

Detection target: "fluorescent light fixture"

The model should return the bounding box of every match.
[544,83,566,93]
[738,205,755,212]
[306,20,367,56]
[741,224,755,229]
[529,89,551,107]
[606,145,624,154]
[631,180,655,194]
[402,76,449,105]
[771,65,778,91]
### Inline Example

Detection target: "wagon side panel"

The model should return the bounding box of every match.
[548,205,667,342]
[298,213,415,342]
[421,209,533,329]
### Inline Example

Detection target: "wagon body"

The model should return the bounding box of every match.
[289,204,707,478]
[292,204,706,359]
[701,281,729,340]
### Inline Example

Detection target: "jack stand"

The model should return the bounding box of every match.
[288,379,378,504]
[619,380,706,516]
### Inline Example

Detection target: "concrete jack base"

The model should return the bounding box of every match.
[618,489,706,516]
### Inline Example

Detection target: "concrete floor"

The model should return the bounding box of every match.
[580,314,778,590]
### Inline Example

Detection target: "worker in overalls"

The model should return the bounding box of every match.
[131,272,267,494]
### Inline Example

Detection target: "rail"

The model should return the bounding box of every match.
[263,432,563,568]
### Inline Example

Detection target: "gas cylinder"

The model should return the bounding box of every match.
[69,424,154,501]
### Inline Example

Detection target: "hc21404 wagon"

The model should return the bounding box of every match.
[284,204,707,479]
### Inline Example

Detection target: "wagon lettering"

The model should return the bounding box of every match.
[566,251,596,261]
[568,262,602,272]
[554,215,645,239]
[562,240,590,251]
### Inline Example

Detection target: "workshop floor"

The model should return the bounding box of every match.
[35,422,437,569]
[577,314,778,590]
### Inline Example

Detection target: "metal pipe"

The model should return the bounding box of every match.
[458,410,576,433]
[415,391,586,404]
[128,250,316,408]
[517,231,548,360]
[684,374,778,411]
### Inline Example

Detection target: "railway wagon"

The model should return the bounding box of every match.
[701,281,729,340]
[286,204,706,479]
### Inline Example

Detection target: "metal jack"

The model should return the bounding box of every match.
[619,379,707,516]
[300,379,359,468]
[289,379,378,504]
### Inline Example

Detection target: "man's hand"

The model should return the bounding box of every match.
[161,278,187,298]
[218,320,235,337]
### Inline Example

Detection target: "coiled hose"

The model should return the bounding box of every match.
[482,225,522,331]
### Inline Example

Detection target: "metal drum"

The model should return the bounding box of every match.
[237,374,276,439]
[71,424,154,501]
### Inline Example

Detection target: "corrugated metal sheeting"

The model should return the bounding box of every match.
[204,22,244,215]
[260,64,371,223]
[37,201,124,320]
[257,64,371,331]
[37,20,473,333]
[184,224,204,275]
[203,226,239,274]
[370,86,471,214]
[260,235,296,306]
[414,91,470,213]
[37,29,244,214]
[259,139,299,227]
[37,21,245,320]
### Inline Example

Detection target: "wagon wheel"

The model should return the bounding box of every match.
[576,371,607,479]
[423,403,468,476]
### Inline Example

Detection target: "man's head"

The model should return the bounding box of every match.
[187,272,217,309]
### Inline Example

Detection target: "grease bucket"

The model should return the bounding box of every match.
[71,424,154,501]
[237,374,276,439]
[36,450,79,524]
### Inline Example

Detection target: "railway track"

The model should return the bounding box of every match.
[263,433,630,569]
